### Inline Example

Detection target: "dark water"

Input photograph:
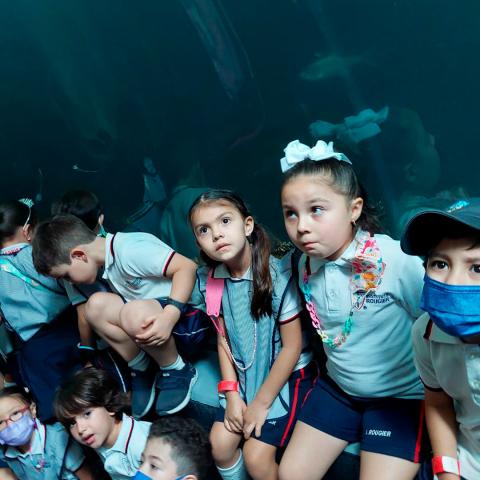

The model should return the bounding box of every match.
[1,0,479,238]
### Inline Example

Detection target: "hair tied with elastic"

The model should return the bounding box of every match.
[280,139,351,173]
[18,198,34,208]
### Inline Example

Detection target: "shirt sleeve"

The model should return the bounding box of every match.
[119,233,175,278]
[273,259,302,324]
[411,314,442,390]
[64,439,86,474]
[189,268,207,312]
[395,252,425,319]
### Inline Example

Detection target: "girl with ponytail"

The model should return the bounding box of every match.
[189,190,313,480]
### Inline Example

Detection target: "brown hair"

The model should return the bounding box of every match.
[54,367,128,425]
[282,158,382,233]
[189,189,273,319]
[31,214,97,275]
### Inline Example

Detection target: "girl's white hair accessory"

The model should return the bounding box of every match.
[280,139,351,173]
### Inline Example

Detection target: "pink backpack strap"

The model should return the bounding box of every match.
[206,269,225,335]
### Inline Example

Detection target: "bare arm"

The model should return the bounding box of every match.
[163,253,197,324]
[0,468,17,480]
[217,318,245,433]
[425,388,460,480]
[244,317,302,439]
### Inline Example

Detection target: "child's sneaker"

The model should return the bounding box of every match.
[155,363,198,416]
[130,364,157,418]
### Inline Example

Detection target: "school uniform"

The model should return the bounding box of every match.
[0,243,81,421]
[102,232,210,357]
[0,419,85,480]
[192,256,313,447]
[102,232,175,301]
[296,230,428,462]
[412,313,480,480]
[97,414,150,480]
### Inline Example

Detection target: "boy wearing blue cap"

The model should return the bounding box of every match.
[401,199,480,480]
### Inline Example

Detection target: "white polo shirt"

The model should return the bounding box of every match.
[412,313,480,480]
[298,231,424,399]
[1,419,85,479]
[102,232,175,301]
[97,414,151,480]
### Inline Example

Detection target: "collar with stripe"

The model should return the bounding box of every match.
[0,243,30,256]
[108,414,135,454]
[212,263,252,281]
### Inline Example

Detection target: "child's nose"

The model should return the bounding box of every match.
[297,215,310,233]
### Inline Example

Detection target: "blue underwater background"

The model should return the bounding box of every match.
[1,0,479,241]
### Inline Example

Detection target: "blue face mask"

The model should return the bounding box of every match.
[0,413,35,446]
[132,471,188,480]
[421,275,480,338]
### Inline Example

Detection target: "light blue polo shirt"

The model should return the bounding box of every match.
[97,414,150,480]
[0,244,70,341]
[1,419,85,479]
[191,256,311,419]
[297,231,424,399]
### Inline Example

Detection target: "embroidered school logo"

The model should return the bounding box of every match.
[365,429,392,437]
[365,293,391,305]
[126,277,142,289]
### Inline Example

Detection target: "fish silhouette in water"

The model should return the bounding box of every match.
[299,52,370,81]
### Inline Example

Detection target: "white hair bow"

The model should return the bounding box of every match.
[280,140,351,173]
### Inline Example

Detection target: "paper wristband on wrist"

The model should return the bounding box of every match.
[218,381,239,394]
[432,456,460,476]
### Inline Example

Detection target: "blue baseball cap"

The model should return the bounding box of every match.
[401,199,480,256]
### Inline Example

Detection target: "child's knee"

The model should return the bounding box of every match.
[85,292,108,324]
[243,442,275,477]
[210,430,236,465]
[119,300,143,335]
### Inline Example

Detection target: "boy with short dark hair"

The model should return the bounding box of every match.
[32,214,199,419]
[401,199,480,480]
[134,417,212,480]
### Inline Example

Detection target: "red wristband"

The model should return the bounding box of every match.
[217,380,239,394]
[432,456,460,476]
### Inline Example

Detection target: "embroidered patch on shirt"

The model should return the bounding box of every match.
[365,293,391,304]
[126,278,142,289]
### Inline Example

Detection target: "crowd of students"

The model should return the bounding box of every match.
[0,138,478,480]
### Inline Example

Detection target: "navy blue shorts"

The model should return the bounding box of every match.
[298,376,428,462]
[215,363,315,447]
[156,298,212,359]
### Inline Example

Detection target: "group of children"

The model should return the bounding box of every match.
[0,137,478,480]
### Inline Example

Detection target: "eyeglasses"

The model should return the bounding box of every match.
[0,406,30,431]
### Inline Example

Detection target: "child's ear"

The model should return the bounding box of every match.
[98,213,105,226]
[30,402,37,419]
[70,247,88,262]
[350,197,364,223]
[22,224,33,242]
[244,216,254,237]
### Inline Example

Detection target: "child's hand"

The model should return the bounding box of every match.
[134,313,175,347]
[224,392,246,433]
[243,398,270,440]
